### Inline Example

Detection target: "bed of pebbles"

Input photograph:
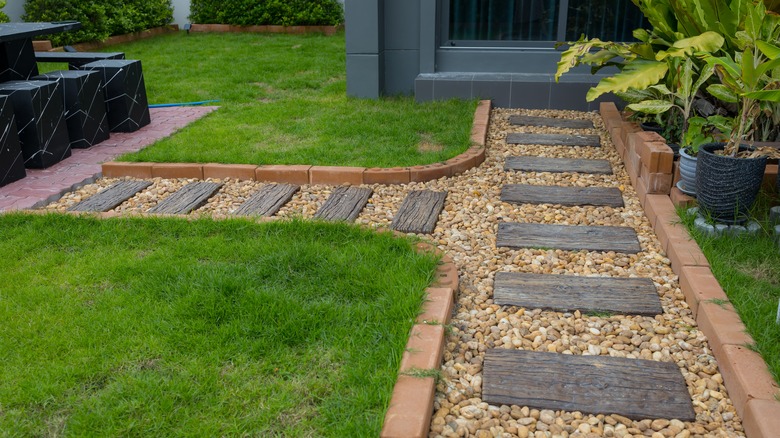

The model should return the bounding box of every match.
[44,108,744,437]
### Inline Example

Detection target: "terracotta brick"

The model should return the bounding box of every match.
[380,375,436,438]
[696,299,753,359]
[644,194,677,229]
[33,40,53,51]
[417,287,456,324]
[202,164,257,181]
[399,324,445,371]
[626,151,641,187]
[287,26,307,34]
[620,122,642,149]
[434,263,459,291]
[679,266,728,318]
[151,163,204,179]
[672,161,681,185]
[410,163,452,182]
[743,399,780,438]
[632,132,674,173]
[255,165,311,185]
[639,169,673,194]
[599,102,623,131]
[654,213,691,253]
[763,164,778,191]
[102,162,153,179]
[635,174,648,208]
[309,166,365,185]
[414,241,440,255]
[717,345,780,418]
[266,25,285,33]
[363,167,410,184]
[468,147,486,166]
[445,153,477,175]
[610,126,626,158]
[667,236,710,273]
[670,187,696,208]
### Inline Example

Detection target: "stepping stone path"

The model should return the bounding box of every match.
[313,186,373,222]
[500,184,624,208]
[504,156,613,174]
[148,181,222,215]
[482,349,696,421]
[484,114,695,421]
[391,190,447,234]
[509,115,594,129]
[233,183,299,216]
[506,133,601,147]
[68,180,152,212]
[497,222,641,253]
[493,272,662,316]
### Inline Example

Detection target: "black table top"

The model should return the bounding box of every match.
[0,22,82,43]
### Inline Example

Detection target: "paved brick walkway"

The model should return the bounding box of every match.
[0,106,217,212]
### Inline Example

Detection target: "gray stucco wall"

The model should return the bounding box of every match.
[4,1,24,22]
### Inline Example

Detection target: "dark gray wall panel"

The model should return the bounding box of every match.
[384,50,420,96]
[346,54,384,99]
[345,0,383,54]
[384,0,419,50]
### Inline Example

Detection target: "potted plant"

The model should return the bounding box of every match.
[696,1,780,223]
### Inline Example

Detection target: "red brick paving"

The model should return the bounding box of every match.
[0,106,217,212]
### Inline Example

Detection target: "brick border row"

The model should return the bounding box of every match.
[101,100,491,185]
[601,102,780,438]
[189,24,342,36]
[34,25,181,52]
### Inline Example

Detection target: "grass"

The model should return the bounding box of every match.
[42,32,477,167]
[681,193,780,385]
[0,213,439,436]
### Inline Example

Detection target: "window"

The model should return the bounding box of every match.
[446,0,646,44]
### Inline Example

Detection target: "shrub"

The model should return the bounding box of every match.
[190,0,344,26]
[0,0,9,23]
[23,0,173,46]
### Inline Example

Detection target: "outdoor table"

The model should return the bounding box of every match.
[0,21,82,82]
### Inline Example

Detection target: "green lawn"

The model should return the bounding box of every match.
[43,31,477,167]
[0,214,438,436]
[682,195,780,385]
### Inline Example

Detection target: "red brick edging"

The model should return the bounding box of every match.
[600,102,780,438]
[189,24,343,36]
[101,100,492,185]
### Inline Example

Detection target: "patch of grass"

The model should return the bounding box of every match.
[682,194,780,385]
[0,213,439,436]
[41,32,477,167]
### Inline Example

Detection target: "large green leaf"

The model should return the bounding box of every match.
[656,31,725,59]
[627,100,675,114]
[585,61,668,101]
[757,40,780,60]
[707,83,739,102]
[744,89,780,101]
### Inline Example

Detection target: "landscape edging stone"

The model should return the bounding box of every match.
[100,100,491,185]
[601,102,780,438]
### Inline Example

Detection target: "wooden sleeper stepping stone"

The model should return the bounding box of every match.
[233,183,299,216]
[493,272,662,316]
[506,133,601,147]
[501,184,624,208]
[509,115,594,129]
[497,222,641,254]
[68,180,152,212]
[505,156,613,174]
[314,186,373,222]
[483,349,695,421]
[391,190,447,234]
[148,182,222,215]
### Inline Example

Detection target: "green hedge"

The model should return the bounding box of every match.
[190,0,344,26]
[0,0,9,23]
[23,0,173,46]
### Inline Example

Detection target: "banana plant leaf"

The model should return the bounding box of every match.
[586,60,668,101]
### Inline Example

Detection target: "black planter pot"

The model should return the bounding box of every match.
[695,143,768,224]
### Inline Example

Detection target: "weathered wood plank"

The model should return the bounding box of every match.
[233,183,299,216]
[509,115,594,129]
[497,222,641,254]
[391,190,447,234]
[505,156,613,174]
[68,180,152,212]
[494,272,662,315]
[506,133,601,147]
[148,182,222,215]
[501,184,624,208]
[483,349,695,421]
[314,186,373,222]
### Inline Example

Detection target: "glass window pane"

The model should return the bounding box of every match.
[565,0,646,41]
[449,0,560,41]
